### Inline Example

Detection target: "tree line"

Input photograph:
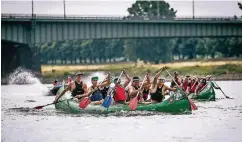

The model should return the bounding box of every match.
[39,1,242,64]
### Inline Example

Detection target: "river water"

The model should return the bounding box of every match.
[1,73,242,142]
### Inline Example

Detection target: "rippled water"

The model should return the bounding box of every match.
[2,80,242,142]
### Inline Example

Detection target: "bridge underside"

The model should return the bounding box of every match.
[2,20,242,44]
[1,40,41,79]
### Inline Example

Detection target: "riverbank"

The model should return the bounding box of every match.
[40,59,242,83]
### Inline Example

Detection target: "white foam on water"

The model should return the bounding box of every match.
[8,67,40,85]
[7,67,50,95]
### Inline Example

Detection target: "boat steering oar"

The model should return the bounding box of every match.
[165,69,198,110]
[211,78,232,99]
[128,75,147,111]
[102,71,123,108]
[34,98,73,109]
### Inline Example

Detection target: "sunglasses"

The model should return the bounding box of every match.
[92,80,98,81]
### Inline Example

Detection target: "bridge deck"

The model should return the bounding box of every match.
[2,13,242,23]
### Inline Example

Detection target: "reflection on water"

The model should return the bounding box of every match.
[1,74,242,142]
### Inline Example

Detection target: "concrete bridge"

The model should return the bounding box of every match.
[2,14,242,46]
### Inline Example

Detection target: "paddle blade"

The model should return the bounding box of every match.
[102,95,112,108]
[34,105,44,109]
[79,98,90,109]
[129,96,138,111]
[189,99,198,110]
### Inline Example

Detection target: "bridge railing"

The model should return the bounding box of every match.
[2,13,241,21]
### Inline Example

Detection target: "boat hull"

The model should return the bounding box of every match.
[188,82,216,101]
[55,86,192,114]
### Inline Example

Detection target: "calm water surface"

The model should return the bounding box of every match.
[1,80,242,142]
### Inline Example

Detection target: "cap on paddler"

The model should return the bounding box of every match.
[132,76,140,82]
[174,71,178,75]
[91,76,99,80]
[76,72,84,76]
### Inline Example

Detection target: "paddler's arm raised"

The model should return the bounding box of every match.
[53,85,71,103]
[98,72,111,88]
[146,72,150,85]
[123,69,131,88]
[86,86,96,97]
[151,67,166,90]
[206,75,212,81]
[142,72,150,87]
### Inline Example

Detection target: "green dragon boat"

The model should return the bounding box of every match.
[55,86,192,114]
[188,81,216,101]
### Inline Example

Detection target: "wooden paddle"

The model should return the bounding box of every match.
[102,71,123,108]
[165,69,198,110]
[211,78,231,99]
[129,75,147,111]
[34,98,73,109]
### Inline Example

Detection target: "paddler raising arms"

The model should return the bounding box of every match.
[142,72,151,101]
[195,77,220,95]
[54,72,88,103]
[112,69,131,104]
[170,71,182,88]
[150,67,176,103]
[88,72,111,105]
[99,76,113,99]
[186,76,199,94]
[127,72,151,104]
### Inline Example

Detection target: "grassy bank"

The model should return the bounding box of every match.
[41,59,242,82]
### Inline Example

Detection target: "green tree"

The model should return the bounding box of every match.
[125,0,177,63]
[127,1,177,19]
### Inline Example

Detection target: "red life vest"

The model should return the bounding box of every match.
[197,83,206,92]
[175,78,181,85]
[182,81,188,91]
[190,82,197,93]
[114,84,126,102]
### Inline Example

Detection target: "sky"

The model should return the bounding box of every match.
[1,0,242,17]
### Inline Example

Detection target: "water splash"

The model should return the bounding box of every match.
[8,67,41,85]
[7,67,50,95]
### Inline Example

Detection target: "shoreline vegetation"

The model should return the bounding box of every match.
[41,59,242,83]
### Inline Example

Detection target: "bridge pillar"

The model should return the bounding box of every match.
[27,15,41,75]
